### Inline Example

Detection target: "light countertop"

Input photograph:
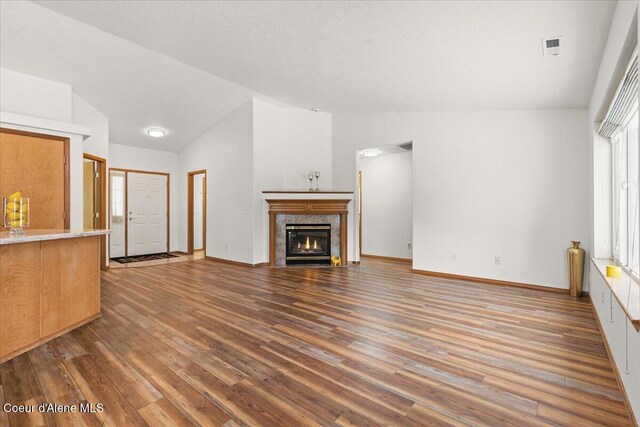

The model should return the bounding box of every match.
[591,258,640,330]
[0,229,109,245]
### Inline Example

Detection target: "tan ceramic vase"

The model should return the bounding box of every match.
[567,241,585,297]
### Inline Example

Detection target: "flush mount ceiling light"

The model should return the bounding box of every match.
[147,127,166,138]
[362,149,381,157]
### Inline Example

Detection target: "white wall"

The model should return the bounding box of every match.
[281,108,332,189]
[359,151,412,259]
[333,113,418,262]
[109,143,179,251]
[178,101,254,263]
[0,68,72,122]
[0,69,95,231]
[415,110,589,289]
[334,109,589,289]
[252,99,285,263]
[252,98,333,264]
[73,93,109,160]
[589,1,640,424]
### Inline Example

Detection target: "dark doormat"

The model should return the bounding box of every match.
[111,253,178,264]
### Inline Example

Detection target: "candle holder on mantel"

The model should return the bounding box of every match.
[314,171,320,192]
[3,194,30,234]
[308,174,314,192]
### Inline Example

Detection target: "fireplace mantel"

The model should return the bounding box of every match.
[266,198,351,266]
[262,190,353,194]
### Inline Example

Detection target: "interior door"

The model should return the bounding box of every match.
[0,130,67,229]
[127,172,168,256]
[83,160,96,229]
[193,174,204,250]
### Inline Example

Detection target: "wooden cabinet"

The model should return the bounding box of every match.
[0,242,41,354]
[0,235,101,363]
[41,237,100,336]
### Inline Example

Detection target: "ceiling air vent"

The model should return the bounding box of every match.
[399,141,413,151]
[542,36,562,56]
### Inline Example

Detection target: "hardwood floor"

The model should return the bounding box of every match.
[0,258,631,426]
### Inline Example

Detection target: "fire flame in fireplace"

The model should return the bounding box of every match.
[299,236,318,251]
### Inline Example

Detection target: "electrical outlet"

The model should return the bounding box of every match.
[407,242,412,250]
[495,256,501,265]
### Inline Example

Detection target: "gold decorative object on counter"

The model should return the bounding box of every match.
[3,191,30,234]
[567,240,585,297]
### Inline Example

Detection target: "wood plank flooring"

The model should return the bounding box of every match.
[0,258,631,426]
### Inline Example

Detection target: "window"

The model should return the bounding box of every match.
[613,108,640,275]
[110,173,125,218]
[603,51,638,276]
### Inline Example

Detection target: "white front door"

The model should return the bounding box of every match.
[127,172,168,256]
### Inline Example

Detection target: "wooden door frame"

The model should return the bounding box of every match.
[0,127,70,229]
[83,154,107,270]
[358,170,363,257]
[187,170,207,255]
[109,168,171,257]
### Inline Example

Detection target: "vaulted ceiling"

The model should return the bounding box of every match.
[0,0,616,151]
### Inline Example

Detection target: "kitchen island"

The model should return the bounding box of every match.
[0,229,109,362]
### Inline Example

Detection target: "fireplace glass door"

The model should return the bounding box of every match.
[285,224,331,265]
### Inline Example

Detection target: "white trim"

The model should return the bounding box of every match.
[0,111,92,139]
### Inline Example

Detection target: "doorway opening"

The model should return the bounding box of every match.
[83,154,107,270]
[187,170,207,255]
[109,168,170,260]
[356,142,413,263]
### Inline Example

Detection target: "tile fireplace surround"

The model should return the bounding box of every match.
[263,192,353,267]
[275,214,340,266]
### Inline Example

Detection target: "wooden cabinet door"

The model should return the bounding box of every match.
[41,237,100,335]
[0,130,67,230]
[0,242,42,357]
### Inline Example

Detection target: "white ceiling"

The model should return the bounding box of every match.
[0,1,259,151]
[1,1,616,151]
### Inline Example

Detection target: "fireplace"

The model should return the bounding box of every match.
[265,197,351,266]
[285,224,331,265]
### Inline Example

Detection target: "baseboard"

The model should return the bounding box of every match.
[411,268,568,294]
[589,296,638,426]
[205,256,266,268]
[171,251,188,255]
[361,253,412,263]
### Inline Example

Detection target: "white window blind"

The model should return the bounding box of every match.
[609,49,640,277]
[599,53,638,139]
